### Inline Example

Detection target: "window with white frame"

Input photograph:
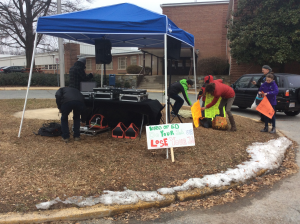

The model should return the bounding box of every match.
[131,56,137,65]
[118,57,126,70]
[86,59,92,70]
[96,61,113,70]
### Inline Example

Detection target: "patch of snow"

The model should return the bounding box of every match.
[36,137,291,209]
[157,137,291,194]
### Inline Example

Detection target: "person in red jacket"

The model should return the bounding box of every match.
[201,80,236,131]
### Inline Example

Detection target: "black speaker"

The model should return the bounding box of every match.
[95,39,112,64]
[167,36,181,60]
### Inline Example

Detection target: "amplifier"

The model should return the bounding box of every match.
[119,93,148,102]
[121,89,147,95]
[93,87,112,92]
[81,92,94,100]
[94,92,118,100]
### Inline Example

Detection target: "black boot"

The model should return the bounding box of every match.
[270,127,276,134]
[260,126,268,132]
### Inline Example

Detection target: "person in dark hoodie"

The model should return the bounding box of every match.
[259,73,279,134]
[251,65,278,123]
[168,79,193,117]
[69,57,94,90]
[55,87,87,143]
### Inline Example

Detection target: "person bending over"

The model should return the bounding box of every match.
[55,87,87,143]
[201,80,236,131]
[69,57,94,90]
[168,79,193,117]
[197,75,222,117]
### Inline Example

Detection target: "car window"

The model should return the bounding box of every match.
[235,76,252,88]
[287,76,300,88]
[249,76,261,88]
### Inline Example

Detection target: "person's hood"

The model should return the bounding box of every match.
[204,75,213,83]
[74,61,86,69]
[179,79,189,89]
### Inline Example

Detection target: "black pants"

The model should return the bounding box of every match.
[61,100,85,139]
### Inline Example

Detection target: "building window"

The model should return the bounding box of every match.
[96,61,113,70]
[118,57,127,70]
[44,65,48,69]
[131,56,137,65]
[86,59,92,70]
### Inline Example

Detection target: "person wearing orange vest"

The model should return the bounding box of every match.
[201,80,236,131]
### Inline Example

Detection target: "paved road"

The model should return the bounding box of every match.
[2,90,300,223]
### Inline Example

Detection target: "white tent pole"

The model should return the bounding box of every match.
[164,34,169,159]
[18,33,38,138]
[193,47,197,101]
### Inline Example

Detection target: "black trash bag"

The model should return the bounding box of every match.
[199,118,212,128]
[34,122,62,137]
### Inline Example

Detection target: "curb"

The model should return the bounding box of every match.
[0,116,287,223]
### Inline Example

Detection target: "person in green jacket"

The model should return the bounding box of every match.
[168,79,193,117]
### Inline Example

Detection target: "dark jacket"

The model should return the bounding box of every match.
[168,79,192,105]
[259,81,279,105]
[255,73,278,88]
[55,87,85,110]
[69,61,93,90]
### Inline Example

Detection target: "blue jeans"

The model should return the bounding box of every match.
[264,105,276,128]
[169,94,184,114]
[61,100,85,139]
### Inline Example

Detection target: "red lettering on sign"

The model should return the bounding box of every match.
[151,140,158,147]
[163,138,168,146]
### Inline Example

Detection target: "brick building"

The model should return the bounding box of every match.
[162,1,229,60]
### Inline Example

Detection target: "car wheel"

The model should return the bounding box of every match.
[238,106,247,109]
[284,111,300,116]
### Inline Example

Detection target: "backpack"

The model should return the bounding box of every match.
[35,122,62,137]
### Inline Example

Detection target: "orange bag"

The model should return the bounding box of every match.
[256,96,275,119]
[191,101,202,128]
[212,116,228,130]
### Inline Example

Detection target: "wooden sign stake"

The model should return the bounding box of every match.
[171,147,175,162]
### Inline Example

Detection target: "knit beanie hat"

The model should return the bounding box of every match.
[187,79,194,86]
[262,65,272,71]
[77,57,86,65]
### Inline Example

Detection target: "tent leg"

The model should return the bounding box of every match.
[164,34,169,159]
[18,33,38,138]
[193,47,197,101]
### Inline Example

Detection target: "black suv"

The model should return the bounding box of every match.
[231,73,300,116]
[0,66,25,73]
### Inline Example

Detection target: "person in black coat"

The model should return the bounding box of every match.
[69,57,94,90]
[55,87,87,143]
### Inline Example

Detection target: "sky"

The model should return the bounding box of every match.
[85,0,222,14]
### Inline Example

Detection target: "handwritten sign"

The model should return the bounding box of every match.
[146,123,195,149]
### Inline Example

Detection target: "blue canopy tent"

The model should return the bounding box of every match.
[19,3,197,146]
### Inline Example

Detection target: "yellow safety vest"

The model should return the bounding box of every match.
[204,94,226,118]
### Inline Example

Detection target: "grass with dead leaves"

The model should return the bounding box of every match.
[0,99,282,213]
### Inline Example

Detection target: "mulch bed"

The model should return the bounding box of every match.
[0,99,281,213]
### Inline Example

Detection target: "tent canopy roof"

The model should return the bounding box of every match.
[36,3,194,48]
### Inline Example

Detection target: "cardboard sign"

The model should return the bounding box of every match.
[256,96,275,119]
[146,123,195,149]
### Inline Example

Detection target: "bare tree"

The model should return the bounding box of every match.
[0,0,91,67]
